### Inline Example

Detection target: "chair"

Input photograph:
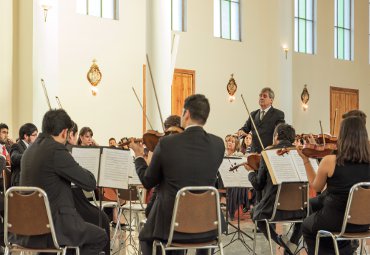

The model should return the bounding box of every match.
[2,167,11,192]
[252,182,309,255]
[4,186,80,255]
[314,182,370,255]
[153,186,225,255]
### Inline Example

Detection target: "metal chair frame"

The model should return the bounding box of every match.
[153,186,225,255]
[252,182,310,255]
[314,182,370,255]
[4,186,80,255]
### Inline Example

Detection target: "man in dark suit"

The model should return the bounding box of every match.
[238,87,285,153]
[9,123,38,186]
[19,109,107,255]
[130,94,225,255]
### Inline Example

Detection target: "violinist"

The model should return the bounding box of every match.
[342,109,366,125]
[237,87,285,153]
[108,137,117,147]
[78,126,98,146]
[296,116,370,255]
[0,123,11,166]
[240,132,252,155]
[249,123,304,255]
[129,94,225,255]
[67,121,111,255]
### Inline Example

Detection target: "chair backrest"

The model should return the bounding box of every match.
[117,185,140,201]
[270,182,309,220]
[167,186,222,245]
[4,186,60,249]
[340,182,370,234]
[2,167,11,192]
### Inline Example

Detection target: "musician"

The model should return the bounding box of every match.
[129,94,225,255]
[78,126,97,146]
[67,121,111,255]
[9,123,38,186]
[342,109,366,125]
[237,87,285,153]
[18,109,107,255]
[248,123,304,255]
[108,137,117,147]
[240,132,252,155]
[0,123,11,165]
[297,116,370,255]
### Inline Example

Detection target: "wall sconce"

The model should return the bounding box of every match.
[40,0,53,22]
[87,59,102,96]
[301,84,309,111]
[283,46,289,59]
[226,74,237,102]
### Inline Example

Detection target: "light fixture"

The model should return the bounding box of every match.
[226,74,237,102]
[87,59,102,96]
[40,0,53,22]
[283,45,289,59]
[301,84,309,111]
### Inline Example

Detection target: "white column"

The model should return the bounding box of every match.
[146,0,172,131]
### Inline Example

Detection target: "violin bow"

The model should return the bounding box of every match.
[41,79,52,110]
[146,54,165,132]
[241,94,265,151]
[132,87,154,130]
[332,108,338,136]
[319,120,326,146]
[55,96,63,109]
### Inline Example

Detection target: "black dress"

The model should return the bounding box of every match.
[302,162,370,255]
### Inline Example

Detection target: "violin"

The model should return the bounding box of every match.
[301,143,336,159]
[229,153,261,172]
[296,134,337,145]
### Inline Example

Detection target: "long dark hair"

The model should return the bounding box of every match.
[336,116,370,165]
[77,127,93,145]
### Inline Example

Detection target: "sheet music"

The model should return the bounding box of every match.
[218,158,252,188]
[290,150,319,182]
[264,150,300,184]
[72,147,101,180]
[128,149,141,185]
[99,148,130,189]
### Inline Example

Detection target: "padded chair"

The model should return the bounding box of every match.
[252,182,309,255]
[153,186,225,255]
[314,182,370,255]
[4,186,80,255]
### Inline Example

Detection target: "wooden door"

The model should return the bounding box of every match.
[330,86,359,136]
[171,69,195,116]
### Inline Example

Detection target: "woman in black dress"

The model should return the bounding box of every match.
[297,116,370,255]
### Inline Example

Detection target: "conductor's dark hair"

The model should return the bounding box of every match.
[0,123,9,130]
[19,123,38,139]
[274,123,296,143]
[183,94,210,125]
[42,109,73,136]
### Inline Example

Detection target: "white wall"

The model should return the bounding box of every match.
[292,0,370,134]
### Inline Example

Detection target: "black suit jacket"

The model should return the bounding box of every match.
[135,126,225,242]
[240,106,285,153]
[10,140,27,186]
[19,133,97,247]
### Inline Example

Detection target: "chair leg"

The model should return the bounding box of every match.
[252,222,257,255]
[330,236,340,255]
[159,243,166,255]
[360,239,364,255]
[264,220,274,255]
[152,241,157,255]
[76,247,80,255]
[314,233,321,255]
[4,247,9,255]
[61,247,67,255]
[219,242,225,255]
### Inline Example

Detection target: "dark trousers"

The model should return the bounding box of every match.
[140,241,213,255]
[256,221,302,246]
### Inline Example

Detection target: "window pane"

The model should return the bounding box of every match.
[221,0,231,39]
[338,0,344,27]
[344,29,350,60]
[88,0,101,17]
[334,28,338,57]
[306,0,313,20]
[214,0,221,37]
[338,28,344,59]
[334,0,337,25]
[76,0,87,14]
[294,18,299,51]
[230,1,240,40]
[172,0,183,31]
[306,21,313,53]
[102,0,115,19]
[295,0,298,17]
[299,19,306,52]
[299,0,306,18]
[344,0,350,29]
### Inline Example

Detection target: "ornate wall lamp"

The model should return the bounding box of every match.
[40,0,53,22]
[226,74,238,102]
[283,45,289,59]
[87,59,102,96]
[301,84,309,111]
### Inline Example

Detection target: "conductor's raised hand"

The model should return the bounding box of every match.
[128,138,145,157]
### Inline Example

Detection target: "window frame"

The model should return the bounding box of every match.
[214,0,241,41]
[294,0,316,54]
[171,0,187,32]
[334,0,353,61]
[79,0,119,20]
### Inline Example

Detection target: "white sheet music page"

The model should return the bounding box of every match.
[290,150,319,182]
[265,149,300,184]
[128,149,141,185]
[218,157,252,188]
[72,147,101,180]
[99,148,130,189]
